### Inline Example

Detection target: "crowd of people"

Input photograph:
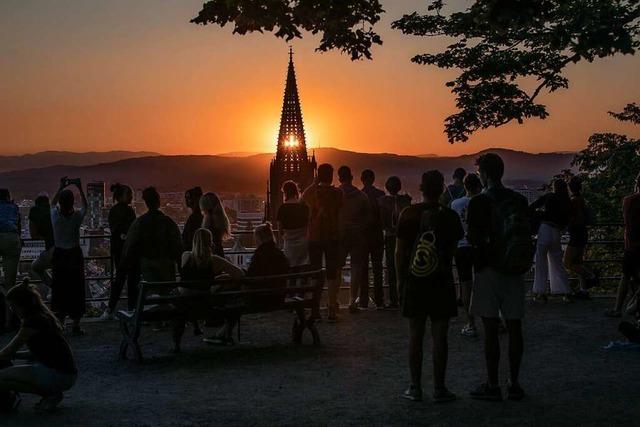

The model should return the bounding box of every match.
[0,153,639,411]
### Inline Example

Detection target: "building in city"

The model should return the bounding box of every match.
[265,48,317,222]
[86,181,106,229]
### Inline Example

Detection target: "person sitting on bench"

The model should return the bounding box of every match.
[204,223,289,345]
[0,279,77,412]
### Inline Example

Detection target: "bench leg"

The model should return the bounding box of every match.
[292,308,305,344]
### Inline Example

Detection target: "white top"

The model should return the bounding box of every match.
[51,207,86,249]
[450,196,471,248]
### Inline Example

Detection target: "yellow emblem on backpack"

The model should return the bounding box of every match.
[410,231,439,277]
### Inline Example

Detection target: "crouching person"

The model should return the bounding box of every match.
[0,279,77,412]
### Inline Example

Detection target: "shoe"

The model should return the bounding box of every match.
[98,310,113,321]
[532,293,547,303]
[35,392,63,412]
[604,309,622,318]
[560,295,573,303]
[433,387,457,403]
[507,381,525,401]
[402,385,423,402]
[460,325,478,337]
[470,383,503,401]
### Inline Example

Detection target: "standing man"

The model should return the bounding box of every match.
[396,171,463,402]
[302,164,343,321]
[0,189,21,331]
[451,173,483,337]
[361,169,386,309]
[378,176,411,309]
[337,166,371,312]
[467,153,533,401]
[440,168,467,207]
[122,187,183,286]
[606,172,640,317]
[29,194,55,291]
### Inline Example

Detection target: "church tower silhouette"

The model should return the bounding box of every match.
[266,48,317,221]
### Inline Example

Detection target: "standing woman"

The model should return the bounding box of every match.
[531,178,571,301]
[101,183,138,319]
[50,177,87,335]
[563,176,597,298]
[199,192,230,257]
[277,181,309,269]
[182,187,203,252]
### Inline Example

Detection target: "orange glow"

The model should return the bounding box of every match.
[1,1,639,157]
[284,135,299,148]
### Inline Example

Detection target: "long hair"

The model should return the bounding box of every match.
[110,183,132,204]
[552,178,570,202]
[199,192,230,240]
[254,222,275,246]
[191,228,213,267]
[6,278,62,331]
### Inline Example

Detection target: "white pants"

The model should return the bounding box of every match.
[533,223,570,294]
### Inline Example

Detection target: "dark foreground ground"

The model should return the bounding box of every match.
[2,297,639,427]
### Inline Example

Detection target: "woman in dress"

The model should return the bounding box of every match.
[199,192,230,257]
[276,180,309,269]
[50,177,87,335]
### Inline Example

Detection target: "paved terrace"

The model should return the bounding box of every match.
[2,297,639,427]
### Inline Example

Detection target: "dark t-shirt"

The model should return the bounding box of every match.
[23,314,77,374]
[467,187,529,269]
[530,192,570,229]
[29,206,55,250]
[108,203,136,256]
[182,211,204,251]
[302,184,343,242]
[277,202,309,230]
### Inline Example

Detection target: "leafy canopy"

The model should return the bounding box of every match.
[192,1,640,143]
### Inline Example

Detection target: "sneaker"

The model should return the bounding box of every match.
[98,310,113,321]
[461,325,478,337]
[604,309,622,318]
[35,392,63,412]
[433,388,457,403]
[470,383,503,401]
[507,381,525,401]
[402,385,423,402]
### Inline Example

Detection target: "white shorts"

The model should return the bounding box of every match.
[470,267,526,320]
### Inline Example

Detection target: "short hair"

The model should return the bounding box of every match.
[254,222,275,245]
[568,176,582,195]
[385,176,402,195]
[337,166,352,183]
[361,169,375,185]
[59,189,75,212]
[476,153,504,181]
[317,164,334,184]
[0,189,10,201]
[185,186,203,208]
[453,168,467,180]
[111,183,133,202]
[420,170,445,200]
[142,187,161,209]
[463,173,482,193]
[281,180,299,199]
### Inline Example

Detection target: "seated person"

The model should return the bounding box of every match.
[0,279,77,412]
[204,223,289,345]
[177,228,244,337]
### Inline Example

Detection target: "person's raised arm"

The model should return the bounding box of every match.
[51,177,67,207]
[75,179,88,213]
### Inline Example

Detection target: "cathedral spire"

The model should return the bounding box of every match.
[276,47,307,158]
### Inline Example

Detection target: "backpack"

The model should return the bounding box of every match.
[408,206,447,282]
[488,190,535,275]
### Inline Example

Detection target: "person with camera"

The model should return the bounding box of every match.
[0,279,77,412]
[50,177,88,336]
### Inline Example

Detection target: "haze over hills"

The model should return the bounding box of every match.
[0,150,160,173]
[0,148,575,199]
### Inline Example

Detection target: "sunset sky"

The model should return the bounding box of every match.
[1,0,639,157]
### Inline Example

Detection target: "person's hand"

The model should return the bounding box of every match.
[74,178,82,188]
[59,176,69,189]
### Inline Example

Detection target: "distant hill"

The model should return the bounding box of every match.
[0,150,160,173]
[0,148,575,199]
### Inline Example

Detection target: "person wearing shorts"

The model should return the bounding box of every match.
[397,170,463,403]
[451,173,483,337]
[467,153,528,402]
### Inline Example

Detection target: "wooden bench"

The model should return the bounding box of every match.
[116,269,325,362]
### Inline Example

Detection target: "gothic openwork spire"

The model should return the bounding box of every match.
[276,46,307,160]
